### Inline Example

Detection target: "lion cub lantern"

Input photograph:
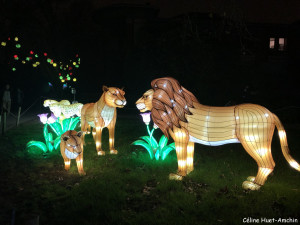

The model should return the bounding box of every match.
[60,130,85,175]
[81,86,126,155]
[136,77,300,190]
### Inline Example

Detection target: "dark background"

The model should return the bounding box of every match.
[0,0,299,118]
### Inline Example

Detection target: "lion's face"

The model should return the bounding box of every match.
[136,89,154,112]
[62,131,83,158]
[103,86,126,108]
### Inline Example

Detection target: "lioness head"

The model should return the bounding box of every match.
[61,130,83,159]
[135,89,154,112]
[103,86,126,108]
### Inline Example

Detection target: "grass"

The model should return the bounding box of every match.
[0,116,300,225]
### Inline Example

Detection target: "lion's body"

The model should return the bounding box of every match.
[136,77,300,190]
[60,130,85,175]
[81,86,126,155]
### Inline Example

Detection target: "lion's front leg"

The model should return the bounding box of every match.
[60,142,71,170]
[76,153,86,175]
[95,118,105,155]
[187,142,195,174]
[169,127,189,180]
[107,110,118,154]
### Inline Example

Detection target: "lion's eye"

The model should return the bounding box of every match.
[67,144,71,147]
[113,93,117,96]
[144,95,147,99]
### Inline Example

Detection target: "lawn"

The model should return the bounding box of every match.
[0,115,299,225]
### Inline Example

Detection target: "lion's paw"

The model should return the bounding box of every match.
[169,173,183,181]
[247,176,256,182]
[242,181,261,191]
[97,150,106,156]
[110,149,118,154]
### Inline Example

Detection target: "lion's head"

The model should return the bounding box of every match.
[102,86,126,108]
[136,77,198,138]
[61,130,83,159]
[136,89,154,112]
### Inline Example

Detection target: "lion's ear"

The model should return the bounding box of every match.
[62,135,70,142]
[103,85,109,92]
[77,131,83,137]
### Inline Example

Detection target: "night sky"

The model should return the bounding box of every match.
[0,0,299,112]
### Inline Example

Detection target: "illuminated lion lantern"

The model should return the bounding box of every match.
[60,130,85,175]
[81,86,126,155]
[136,77,300,190]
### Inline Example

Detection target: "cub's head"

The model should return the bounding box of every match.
[103,86,126,108]
[61,130,83,158]
[136,89,154,112]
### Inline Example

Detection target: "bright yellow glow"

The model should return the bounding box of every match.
[186,157,193,165]
[53,63,57,67]
[73,78,77,82]
[176,146,182,152]
[65,161,70,165]
[260,168,272,175]
[175,132,186,138]
[32,64,37,67]
[15,37,18,41]
[245,135,258,142]
[73,62,76,65]
[279,130,286,139]
[187,145,193,153]
[289,160,300,170]
[61,80,65,83]
[1,42,6,46]
[178,160,186,168]
[257,148,268,157]
[109,138,113,144]
[96,141,100,148]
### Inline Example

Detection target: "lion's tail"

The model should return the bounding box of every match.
[273,113,300,171]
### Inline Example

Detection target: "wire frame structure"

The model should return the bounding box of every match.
[136,77,300,190]
[60,130,85,175]
[81,86,126,155]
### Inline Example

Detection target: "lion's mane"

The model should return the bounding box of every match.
[150,77,199,138]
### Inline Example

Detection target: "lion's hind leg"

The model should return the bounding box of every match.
[239,139,275,191]
[186,142,195,174]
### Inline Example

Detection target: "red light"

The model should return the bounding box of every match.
[8,37,10,40]
[14,55,18,58]
[30,51,34,54]
[70,72,73,75]
[59,73,61,75]
[76,54,78,57]
[69,67,72,70]
[44,53,47,56]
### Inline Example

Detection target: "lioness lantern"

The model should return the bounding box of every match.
[136,77,300,190]
[81,86,126,155]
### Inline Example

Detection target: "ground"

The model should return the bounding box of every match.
[0,115,299,225]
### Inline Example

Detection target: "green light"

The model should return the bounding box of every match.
[27,117,81,154]
[26,57,30,61]
[59,76,63,79]
[35,54,38,58]
[12,67,16,71]
[67,77,70,80]
[75,65,79,68]
[47,58,51,63]
[16,44,21,48]
[132,124,175,160]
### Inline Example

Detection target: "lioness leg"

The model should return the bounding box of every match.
[95,125,105,155]
[76,153,86,175]
[187,142,195,174]
[107,111,118,154]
